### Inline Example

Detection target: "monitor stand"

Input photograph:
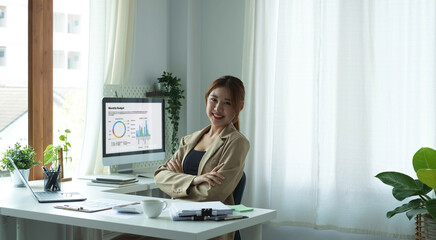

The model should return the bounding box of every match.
[117,163,133,174]
[116,163,156,178]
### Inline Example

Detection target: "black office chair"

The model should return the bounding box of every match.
[233,172,246,240]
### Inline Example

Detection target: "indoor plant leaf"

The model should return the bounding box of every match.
[0,142,39,173]
[406,207,428,220]
[392,188,420,201]
[375,171,419,190]
[387,199,422,218]
[425,199,436,219]
[413,147,436,172]
[415,179,433,195]
[417,169,436,191]
[59,135,66,141]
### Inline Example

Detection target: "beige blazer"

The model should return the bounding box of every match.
[154,123,250,205]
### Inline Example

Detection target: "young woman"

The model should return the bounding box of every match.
[154,75,250,240]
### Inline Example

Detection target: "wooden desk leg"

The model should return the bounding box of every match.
[16,218,25,240]
[0,216,7,240]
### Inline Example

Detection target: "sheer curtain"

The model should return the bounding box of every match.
[79,0,137,175]
[241,0,436,237]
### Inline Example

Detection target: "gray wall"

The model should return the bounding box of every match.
[131,0,246,136]
[132,0,169,86]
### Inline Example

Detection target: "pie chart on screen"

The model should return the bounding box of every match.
[112,121,126,138]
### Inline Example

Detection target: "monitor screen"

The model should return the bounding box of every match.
[102,97,165,169]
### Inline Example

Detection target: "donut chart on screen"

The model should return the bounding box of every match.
[112,121,126,138]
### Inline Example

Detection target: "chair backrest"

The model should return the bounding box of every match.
[233,172,246,205]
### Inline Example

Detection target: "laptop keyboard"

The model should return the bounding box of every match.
[36,191,68,200]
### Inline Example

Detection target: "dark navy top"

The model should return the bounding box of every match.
[183,149,206,175]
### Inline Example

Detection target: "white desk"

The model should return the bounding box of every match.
[0,178,276,240]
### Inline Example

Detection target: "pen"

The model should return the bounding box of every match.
[222,215,248,221]
[42,166,49,178]
[63,205,83,211]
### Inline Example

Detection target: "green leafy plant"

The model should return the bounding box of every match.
[157,71,185,154]
[44,129,72,169]
[376,147,436,220]
[0,142,39,173]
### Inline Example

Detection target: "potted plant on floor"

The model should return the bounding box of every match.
[376,147,436,238]
[0,142,40,187]
[43,129,72,191]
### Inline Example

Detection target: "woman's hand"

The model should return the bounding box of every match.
[167,158,183,173]
[192,163,225,187]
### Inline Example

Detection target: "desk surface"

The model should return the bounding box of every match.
[0,178,276,240]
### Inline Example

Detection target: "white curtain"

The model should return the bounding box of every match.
[105,0,137,85]
[79,0,137,175]
[241,0,436,237]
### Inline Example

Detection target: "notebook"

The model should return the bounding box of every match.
[169,201,234,217]
[8,159,87,203]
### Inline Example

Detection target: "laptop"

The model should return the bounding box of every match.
[9,159,87,203]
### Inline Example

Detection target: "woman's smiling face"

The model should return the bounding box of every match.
[206,87,236,128]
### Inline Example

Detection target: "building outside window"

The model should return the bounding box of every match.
[67,14,80,34]
[53,50,65,68]
[0,6,6,27]
[67,51,80,69]
[0,47,5,66]
[54,12,65,33]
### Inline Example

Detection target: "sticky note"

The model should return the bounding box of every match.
[228,204,254,212]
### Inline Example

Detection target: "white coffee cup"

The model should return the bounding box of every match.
[142,199,167,218]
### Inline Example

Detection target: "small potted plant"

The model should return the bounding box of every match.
[43,129,71,191]
[0,142,40,187]
[376,147,436,237]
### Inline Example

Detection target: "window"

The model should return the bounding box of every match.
[53,50,65,68]
[0,1,27,179]
[54,12,65,33]
[67,51,80,69]
[1,0,89,180]
[67,14,81,34]
[53,1,89,178]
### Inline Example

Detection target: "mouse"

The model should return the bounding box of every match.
[113,205,143,214]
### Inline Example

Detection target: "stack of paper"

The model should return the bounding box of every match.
[87,176,138,188]
[169,201,246,221]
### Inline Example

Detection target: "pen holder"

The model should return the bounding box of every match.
[44,168,61,192]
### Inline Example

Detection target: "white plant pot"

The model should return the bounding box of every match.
[11,169,30,187]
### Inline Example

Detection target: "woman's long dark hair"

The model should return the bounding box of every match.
[205,75,245,131]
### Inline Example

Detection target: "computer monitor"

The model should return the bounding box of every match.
[102,97,165,173]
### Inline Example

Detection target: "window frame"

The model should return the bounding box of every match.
[28,0,53,180]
